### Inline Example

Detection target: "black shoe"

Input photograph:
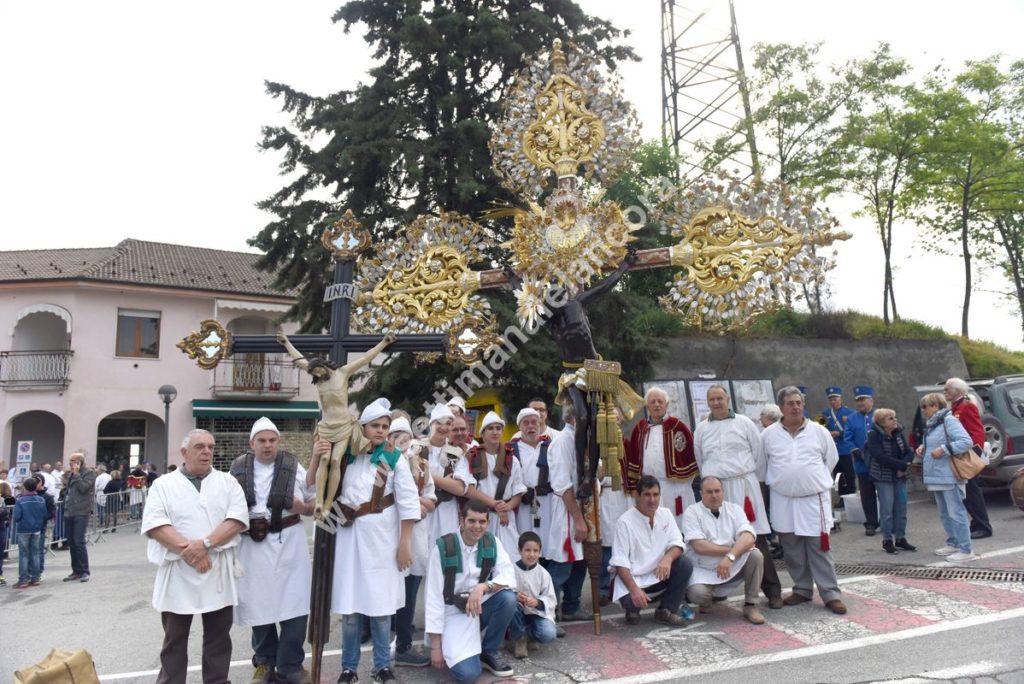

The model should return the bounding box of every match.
[480,652,513,676]
[560,609,594,622]
[895,538,917,551]
[882,539,897,554]
[337,670,358,684]
[371,667,396,683]
[970,529,992,540]
[864,526,876,537]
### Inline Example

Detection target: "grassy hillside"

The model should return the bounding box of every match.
[731,310,1024,378]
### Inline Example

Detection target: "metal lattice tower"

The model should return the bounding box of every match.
[661,0,760,180]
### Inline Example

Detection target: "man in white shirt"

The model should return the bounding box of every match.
[142,429,248,684]
[760,386,846,615]
[426,498,518,682]
[231,417,317,684]
[682,476,765,624]
[609,475,693,626]
[693,384,782,608]
[94,465,111,529]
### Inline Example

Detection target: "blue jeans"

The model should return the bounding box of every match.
[66,514,89,575]
[252,614,308,680]
[395,574,422,653]
[38,524,47,572]
[546,559,587,615]
[508,606,557,644]
[341,614,390,673]
[448,589,517,683]
[875,480,908,541]
[18,531,41,582]
[934,487,971,553]
[600,546,613,599]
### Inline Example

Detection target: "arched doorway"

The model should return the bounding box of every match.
[7,411,65,477]
[96,410,166,473]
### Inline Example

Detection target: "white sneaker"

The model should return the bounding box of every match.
[947,552,979,562]
[934,545,958,556]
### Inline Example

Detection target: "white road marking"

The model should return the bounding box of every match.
[928,543,1024,567]
[870,659,1002,683]
[596,606,1024,683]
[99,645,363,681]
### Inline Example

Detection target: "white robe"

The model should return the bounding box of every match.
[544,425,583,563]
[407,450,438,578]
[514,562,557,621]
[682,501,754,593]
[513,439,553,556]
[141,469,248,615]
[331,454,420,616]
[760,421,838,536]
[94,472,112,506]
[427,444,470,548]
[234,460,316,627]
[693,414,771,535]
[641,424,695,531]
[599,477,630,548]
[424,534,517,667]
[608,506,685,603]
[455,451,527,563]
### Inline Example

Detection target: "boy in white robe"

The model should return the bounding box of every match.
[682,476,765,624]
[510,531,558,658]
[331,398,420,684]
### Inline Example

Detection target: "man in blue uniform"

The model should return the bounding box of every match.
[820,387,856,497]
[843,385,879,535]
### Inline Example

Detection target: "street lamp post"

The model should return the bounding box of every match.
[158,384,178,469]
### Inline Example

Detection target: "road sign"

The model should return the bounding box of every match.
[16,440,32,463]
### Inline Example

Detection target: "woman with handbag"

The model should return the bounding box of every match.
[865,409,916,554]
[916,393,977,562]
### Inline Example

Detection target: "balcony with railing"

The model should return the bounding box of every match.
[0,350,74,391]
[211,354,301,399]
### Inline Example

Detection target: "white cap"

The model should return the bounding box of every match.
[447,396,466,411]
[359,398,392,425]
[249,417,279,441]
[389,416,412,435]
[430,404,455,424]
[516,407,541,425]
[480,410,504,431]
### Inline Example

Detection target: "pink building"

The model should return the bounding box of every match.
[0,239,321,477]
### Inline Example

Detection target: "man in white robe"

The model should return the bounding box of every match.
[609,475,693,626]
[142,429,248,684]
[682,476,765,624]
[511,407,554,559]
[694,383,782,608]
[425,498,517,682]
[232,417,317,684]
[760,386,846,615]
[457,411,527,562]
[427,405,469,545]
[543,406,592,624]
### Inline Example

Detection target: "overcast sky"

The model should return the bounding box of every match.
[2,1,1022,350]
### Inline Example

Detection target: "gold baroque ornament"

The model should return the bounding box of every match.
[176,319,232,369]
[321,209,371,260]
[353,212,494,335]
[445,316,504,365]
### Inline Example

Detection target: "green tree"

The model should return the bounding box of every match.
[253,1,636,333]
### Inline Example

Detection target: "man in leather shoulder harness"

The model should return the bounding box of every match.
[231,417,318,684]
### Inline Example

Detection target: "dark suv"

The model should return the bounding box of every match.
[913,375,1024,486]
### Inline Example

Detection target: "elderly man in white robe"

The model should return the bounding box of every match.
[694,384,783,609]
[331,398,420,684]
[544,404,593,626]
[760,386,846,615]
[142,429,248,684]
[458,411,527,562]
[425,498,518,682]
[682,476,765,624]
[512,407,555,561]
[231,417,317,684]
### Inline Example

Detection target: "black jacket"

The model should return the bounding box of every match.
[865,425,913,483]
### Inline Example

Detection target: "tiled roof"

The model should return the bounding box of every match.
[0,239,296,298]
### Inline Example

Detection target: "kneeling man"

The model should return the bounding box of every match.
[609,475,693,626]
[426,498,518,683]
[682,476,765,624]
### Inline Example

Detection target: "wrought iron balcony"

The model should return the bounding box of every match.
[0,349,74,390]
[211,354,300,399]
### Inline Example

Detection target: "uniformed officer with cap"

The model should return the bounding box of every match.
[842,385,879,535]
[819,387,856,497]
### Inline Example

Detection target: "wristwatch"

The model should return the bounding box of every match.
[725,553,736,562]
[486,581,495,594]
[203,538,213,551]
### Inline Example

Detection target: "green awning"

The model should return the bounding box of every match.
[192,399,320,419]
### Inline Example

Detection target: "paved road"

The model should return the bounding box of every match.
[2,487,1021,683]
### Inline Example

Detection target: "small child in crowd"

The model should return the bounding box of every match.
[509,531,557,658]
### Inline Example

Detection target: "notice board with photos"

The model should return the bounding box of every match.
[641,378,776,430]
